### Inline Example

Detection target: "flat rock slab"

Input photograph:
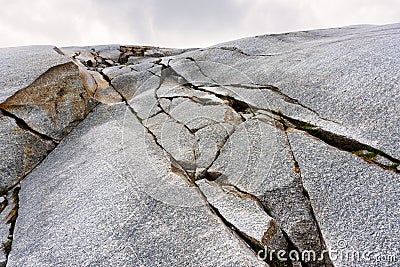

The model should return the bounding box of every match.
[7,104,264,267]
[196,179,287,250]
[288,131,400,267]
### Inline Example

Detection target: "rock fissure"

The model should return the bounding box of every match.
[280,115,400,174]
[0,108,58,143]
[283,128,334,267]
[0,184,20,266]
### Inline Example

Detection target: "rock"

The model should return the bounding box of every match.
[1,24,399,267]
[143,112,196,172]
[196,179,287,250]
[0,46,70,103]
[102,65,134,79]
[288,131,400,267]
[168,97,242,131]
[0,114,55,191]
[93,85,124,104]
[169,58,214,86]
[194,122,234,170]
[172,24,400,159]
[110,72,137,101]
[7,104,265,267]
[0,62,97,140]
[0,185,20,267]
[208,119,326,265]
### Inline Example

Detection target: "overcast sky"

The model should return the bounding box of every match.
[0,0,399,48]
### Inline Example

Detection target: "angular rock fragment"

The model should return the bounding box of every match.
[110,72,137,101]
[196,179,287,251]
[143,112,196,173]
[168,97,242,131]
[288,131,400,267]
[0,114,55,191]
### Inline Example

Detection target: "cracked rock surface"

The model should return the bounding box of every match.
[0,24,399,267]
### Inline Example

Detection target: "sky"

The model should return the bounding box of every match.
[0,0,399,48]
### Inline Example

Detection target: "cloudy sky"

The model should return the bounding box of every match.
[0,0,399,48]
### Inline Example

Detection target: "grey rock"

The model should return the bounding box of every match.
[209,120,326,264]
[194,122,234,171]
[157,80,224,105]
[2,24,400,267]
[288,131,400,267]
[173,24,400,159]
[7,104,264,267]
[93,85,124,104]
[196,179,287,250]
[158,98,172,113]
[168,97,242,131]
[110,72,137,101]
[0,114,55,191]
[209,119,294,195]
[128,71,163,119]
[102,65,134,79]
[143,112,196,171]
[169,58,214,86]
[0,186,19,267]
[0,46,70,103]
[94,45,121,61]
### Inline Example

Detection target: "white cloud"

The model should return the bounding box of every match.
[0,0,398,48]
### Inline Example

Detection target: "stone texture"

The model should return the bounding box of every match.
[209,119,326,265]
[7,104,264,267]
[0,46,70,103]
[110,72,138,101]
[288,131,400,267]
[168,97,242,131]
[1,24,400,267]
[195,122,234,171]
[0,114,55,191]
[0,185,19,267]
[196,179,287,250]
[171,24,400,159]
[143,112,196,172]
[0,62,97,140]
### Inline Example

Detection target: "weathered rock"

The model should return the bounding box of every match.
[288,131,400,267]
[196,179,287,250]
[168,97,242,131]
[0,114,55,191]
[143,112,196,172]
[171,24,400,159]
[110,72,137,101]
[209,119,327,265]
[102,65,134,80]
[0,185,19,267]
[7,104,265,267]
[2,24,399,267]
[195,122,234,172]
[0,46,70,103]
[0,62,97,140]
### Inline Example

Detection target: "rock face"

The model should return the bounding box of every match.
[0,24,399,267]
